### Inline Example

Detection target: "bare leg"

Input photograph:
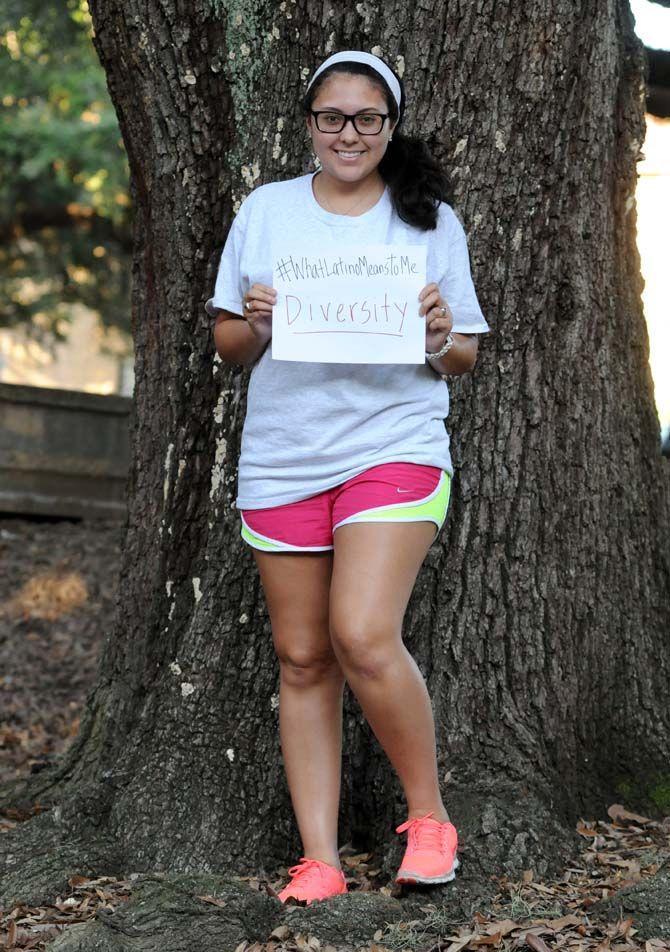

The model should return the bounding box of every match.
[253,548,345,867]
[330,522,450,822]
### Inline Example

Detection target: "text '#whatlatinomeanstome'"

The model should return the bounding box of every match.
[275,253,419,283]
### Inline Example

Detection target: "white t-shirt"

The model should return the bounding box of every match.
[206,172,490,510]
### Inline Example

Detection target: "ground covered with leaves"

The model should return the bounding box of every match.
[0,516,123,788]
[1,517,669,951]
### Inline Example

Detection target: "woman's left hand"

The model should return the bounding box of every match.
[419,282,454,354]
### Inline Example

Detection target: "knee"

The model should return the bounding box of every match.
[276,640,343,688]
[329,621,396,680]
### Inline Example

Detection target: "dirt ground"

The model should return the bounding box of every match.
[0,515,123,788]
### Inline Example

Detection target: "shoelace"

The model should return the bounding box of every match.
[286,857,328,883]
[395,811,448,852]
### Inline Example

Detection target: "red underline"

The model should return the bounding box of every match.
[290,330,403,337]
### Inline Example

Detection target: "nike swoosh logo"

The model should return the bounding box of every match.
[397,488,412,493]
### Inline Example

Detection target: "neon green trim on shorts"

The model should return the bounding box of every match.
[240,521,284,551]
[341,471,451,529]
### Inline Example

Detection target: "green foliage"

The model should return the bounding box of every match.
[615,773,670,815]
[615,778,634,799]
[649,777,670,813]
[0,0,131,341]
[0,223,130,339]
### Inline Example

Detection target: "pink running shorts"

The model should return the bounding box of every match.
[239,462,452,552]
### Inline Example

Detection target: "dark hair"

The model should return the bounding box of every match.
[302,60,451,230]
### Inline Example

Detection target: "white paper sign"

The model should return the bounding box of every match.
[271,244,427,363]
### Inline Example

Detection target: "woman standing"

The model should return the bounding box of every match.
[207,50,490,905]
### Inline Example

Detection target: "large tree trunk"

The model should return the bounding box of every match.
[2,0,669,935]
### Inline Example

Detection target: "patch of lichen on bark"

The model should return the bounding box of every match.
[207,0,279,198]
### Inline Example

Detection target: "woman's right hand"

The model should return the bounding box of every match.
[242,283,276,341]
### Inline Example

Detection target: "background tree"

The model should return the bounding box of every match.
[0,0,131,341]
[1,0,669,945]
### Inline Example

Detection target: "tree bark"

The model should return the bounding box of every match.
[2,0,669,928]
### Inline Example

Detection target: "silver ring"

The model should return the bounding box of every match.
[244,300,253,311]
[439,306,447,316]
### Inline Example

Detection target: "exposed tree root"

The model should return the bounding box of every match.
[594,862,670,939]
[46,876,282,952]
[41,875,498,952]
[0,810,124,909]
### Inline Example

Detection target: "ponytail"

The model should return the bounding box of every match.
[378,131,451,230]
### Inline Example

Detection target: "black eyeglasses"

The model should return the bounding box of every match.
[310,110,389,135]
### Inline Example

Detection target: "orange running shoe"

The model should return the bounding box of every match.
[277,857,348,904]
[395,811,460,884]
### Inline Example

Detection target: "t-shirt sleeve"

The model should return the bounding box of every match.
[437,206,490,334]
[204,200,251,318]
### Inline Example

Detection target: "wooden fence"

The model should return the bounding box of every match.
[0,383,131,521]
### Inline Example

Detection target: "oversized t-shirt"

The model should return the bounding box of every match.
[205,172,490,510]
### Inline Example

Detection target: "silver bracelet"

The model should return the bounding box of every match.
[426,332,455,362]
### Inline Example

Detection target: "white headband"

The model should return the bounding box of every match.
[305,51,402,110]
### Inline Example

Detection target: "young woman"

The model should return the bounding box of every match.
[207,50,490,905]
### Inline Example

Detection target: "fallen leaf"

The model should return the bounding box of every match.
[607,804,652,826]
[525,935,552,952]
[271,925,291,939]
[524,915,584,932]
[577,823,599,837]
[473,931,502,945]
[67,875,91,887]
[343,852,372,867]
[264,882,281,900]
[444,934,476,952]
[195,894,227,907]
[490,920,520,937]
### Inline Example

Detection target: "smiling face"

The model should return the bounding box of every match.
[306,72,396,187]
